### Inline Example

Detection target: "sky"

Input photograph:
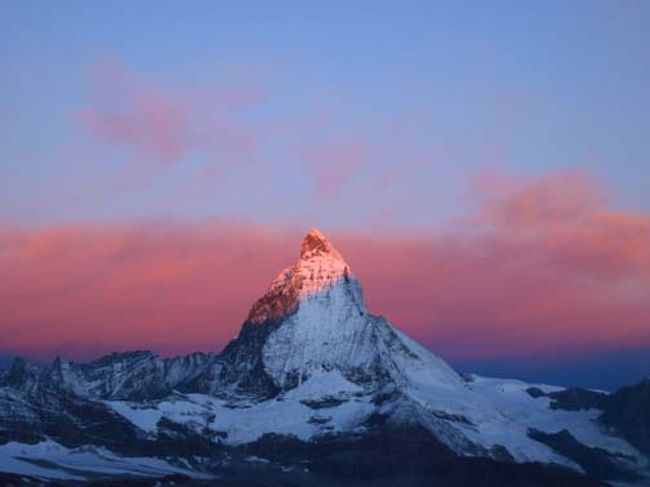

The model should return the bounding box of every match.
[1,1,649,390]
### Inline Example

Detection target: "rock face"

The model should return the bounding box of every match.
[247,228,355,324]
[48,351,222,400]
[601,378,650,456]
[0,228,649,485]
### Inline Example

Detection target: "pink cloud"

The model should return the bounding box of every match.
[0,221,296,359]
[301,137,371,201]
[76,61,260,169]
[1,171,649,362]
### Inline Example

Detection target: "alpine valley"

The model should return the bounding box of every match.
[1,229,649,486]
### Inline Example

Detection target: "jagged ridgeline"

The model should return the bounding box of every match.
[0,229,648,485]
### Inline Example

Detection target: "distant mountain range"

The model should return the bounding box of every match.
[0,229,648,486]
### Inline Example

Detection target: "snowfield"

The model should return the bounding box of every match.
[102,370,647,474]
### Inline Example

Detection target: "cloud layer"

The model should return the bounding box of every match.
[1,171,649,363]
[77,62,259,170]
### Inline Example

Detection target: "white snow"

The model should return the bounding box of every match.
[468,376,646,467]
[106,395,212,434]
[282,369,363,400]
[102,367,650,475]
[0,439,212,481]
[105,402,163,433]
[106,371,375,446]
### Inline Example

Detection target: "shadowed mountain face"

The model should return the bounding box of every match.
[601,379,650,456]
[0,229,648,485]
[0,357,12,370]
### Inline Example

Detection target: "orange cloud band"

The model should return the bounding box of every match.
[1,172,649,362]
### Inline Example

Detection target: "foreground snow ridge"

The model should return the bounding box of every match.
[0,440,211,481]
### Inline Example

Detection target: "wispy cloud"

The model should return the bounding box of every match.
[76,61,260,170]
[301,136,371,200]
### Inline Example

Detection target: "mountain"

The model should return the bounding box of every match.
[0,229,648,486]
[601,378,650,456]
[221,228,461,398]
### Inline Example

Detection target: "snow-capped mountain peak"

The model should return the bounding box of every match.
[247,228,362,324]
[300,227,344,261]
[228,228,463,393]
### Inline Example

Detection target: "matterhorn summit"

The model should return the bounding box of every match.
[247,228,364,324]
[300,227,346,262]
[224,228,461,393]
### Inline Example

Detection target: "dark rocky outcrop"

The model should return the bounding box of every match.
[528,428,640,482]
[241,430,605,487]
[526,387,608,411]
[600,377,650,456]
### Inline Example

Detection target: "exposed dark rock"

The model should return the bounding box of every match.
[240,430,605,486]
[300,397,346,409]
[527,387,547,399]
[0,386,144,450]
[528,428,640,482]
[308,415,332,425]
[600,377,650,456]
[219,318,284,398]
[526,387,608,411]
[430,410,473,425]
[372,389,401,405]
[548,389,608,411]
[0,471,66,486]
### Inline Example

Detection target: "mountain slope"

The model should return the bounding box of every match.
[601,378,650,456]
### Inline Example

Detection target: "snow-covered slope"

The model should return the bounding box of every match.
[0,229,648,485]
[99,372,646,473]
[0,439,211,482]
